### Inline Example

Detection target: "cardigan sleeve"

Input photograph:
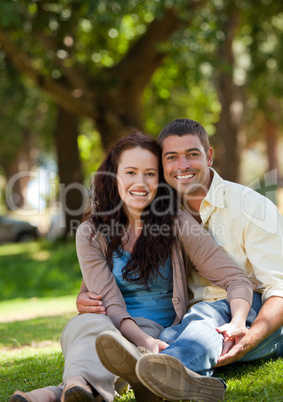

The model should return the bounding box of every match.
[76,221,133,328]
[177,210,253,305]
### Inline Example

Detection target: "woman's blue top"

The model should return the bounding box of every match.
[112,249,175,327]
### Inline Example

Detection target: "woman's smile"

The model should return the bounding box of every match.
[117,147,159,216]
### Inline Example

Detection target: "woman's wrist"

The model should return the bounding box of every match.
[230,316,246,329]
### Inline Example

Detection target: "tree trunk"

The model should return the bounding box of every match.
[54,105,84,238]
[94,89,144,149]
[4,132,35,211]
[4,158,26,210]
[212,9,243,182]
[265,120,279,173]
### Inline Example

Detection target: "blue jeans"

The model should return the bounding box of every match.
[160,292,283,376]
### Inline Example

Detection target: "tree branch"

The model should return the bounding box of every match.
[0,29,96,119]
[35,31,94,98]
[114,7,182,95]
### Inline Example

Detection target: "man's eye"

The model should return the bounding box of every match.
[167,156,176,160]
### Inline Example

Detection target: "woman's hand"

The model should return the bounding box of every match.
[216,322,238,356]
[76,292,106,315]
[120,318,168,353]
[214,297,250,363]
[143,337,169,353]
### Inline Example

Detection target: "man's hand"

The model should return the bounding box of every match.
[76,291,106,315]
[214,327,252,367]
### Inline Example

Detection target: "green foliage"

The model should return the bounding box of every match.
[0,64,55,170]
[143,59,221,137]
[78,119,105,181]
[0,240,81,301]
[0,0,169,76]
[1,0,283,188]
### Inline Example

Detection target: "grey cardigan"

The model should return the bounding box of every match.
[76,210,253,329]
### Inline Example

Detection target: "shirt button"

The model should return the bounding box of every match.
[172,297,180,304]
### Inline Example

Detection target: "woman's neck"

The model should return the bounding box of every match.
[122,213,143,253]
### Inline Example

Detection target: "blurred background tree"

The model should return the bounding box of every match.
[0,0,282,236]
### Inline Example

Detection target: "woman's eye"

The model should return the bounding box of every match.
[126,171,135,175]
[146,172,155,177]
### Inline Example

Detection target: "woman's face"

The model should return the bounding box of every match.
[117,147,159,216]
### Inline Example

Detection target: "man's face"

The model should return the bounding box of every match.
[161,134,213,199]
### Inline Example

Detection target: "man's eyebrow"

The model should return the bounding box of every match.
[163,147,201,157]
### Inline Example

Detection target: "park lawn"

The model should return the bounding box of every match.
[1,298,282,402]
[1,241,282,401]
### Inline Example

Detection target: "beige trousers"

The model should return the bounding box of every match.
[50,313,164,402]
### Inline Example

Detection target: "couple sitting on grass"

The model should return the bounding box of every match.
[10,119,283,402]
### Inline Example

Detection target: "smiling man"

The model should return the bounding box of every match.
[161,129,213,217]
[132,118,283,400]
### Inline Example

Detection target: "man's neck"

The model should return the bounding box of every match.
[181,172,213,223]
[182,196,203,223]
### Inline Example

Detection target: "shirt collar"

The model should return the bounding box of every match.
[202,168,225,209]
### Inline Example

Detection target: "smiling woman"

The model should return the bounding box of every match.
[116,147,159,222]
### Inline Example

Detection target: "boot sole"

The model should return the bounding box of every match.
[136,354,225,401]
[95,331,162,402]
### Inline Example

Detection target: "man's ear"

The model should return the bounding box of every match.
[207,147,213,167]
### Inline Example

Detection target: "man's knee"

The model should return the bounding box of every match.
[186,300,230,325]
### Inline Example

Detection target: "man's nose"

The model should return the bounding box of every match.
[178,156,190,171]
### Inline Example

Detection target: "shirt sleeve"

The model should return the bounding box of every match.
[76,221,133,328]
[243,197,283,302]
[177,211,253,305]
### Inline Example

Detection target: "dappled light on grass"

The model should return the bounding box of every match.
[215,358,283,400]
[0,239,81,300]
[0,312,75,349]
[0,347,64,400]
[1,242,282,401]
[31,250,51,261]
[0,296,77,323]
[0,241,41,257]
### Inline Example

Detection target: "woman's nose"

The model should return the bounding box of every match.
[135,173,146,185]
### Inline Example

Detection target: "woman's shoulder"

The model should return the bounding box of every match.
[177,209,200,226]
[176,209,210,244]
[76,219,105,244]
[77,219,94,236]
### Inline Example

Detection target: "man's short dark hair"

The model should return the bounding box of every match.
[158,118,210,153]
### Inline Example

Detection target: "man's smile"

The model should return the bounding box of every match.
[175,173,196,181]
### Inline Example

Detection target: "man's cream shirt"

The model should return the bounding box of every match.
[187,169,283,304]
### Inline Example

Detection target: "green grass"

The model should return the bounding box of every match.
[1,241,282,401]
[0,240,81,300]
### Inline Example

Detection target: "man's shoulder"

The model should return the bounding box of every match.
[210,170,280,218]
[221,176,271,205]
